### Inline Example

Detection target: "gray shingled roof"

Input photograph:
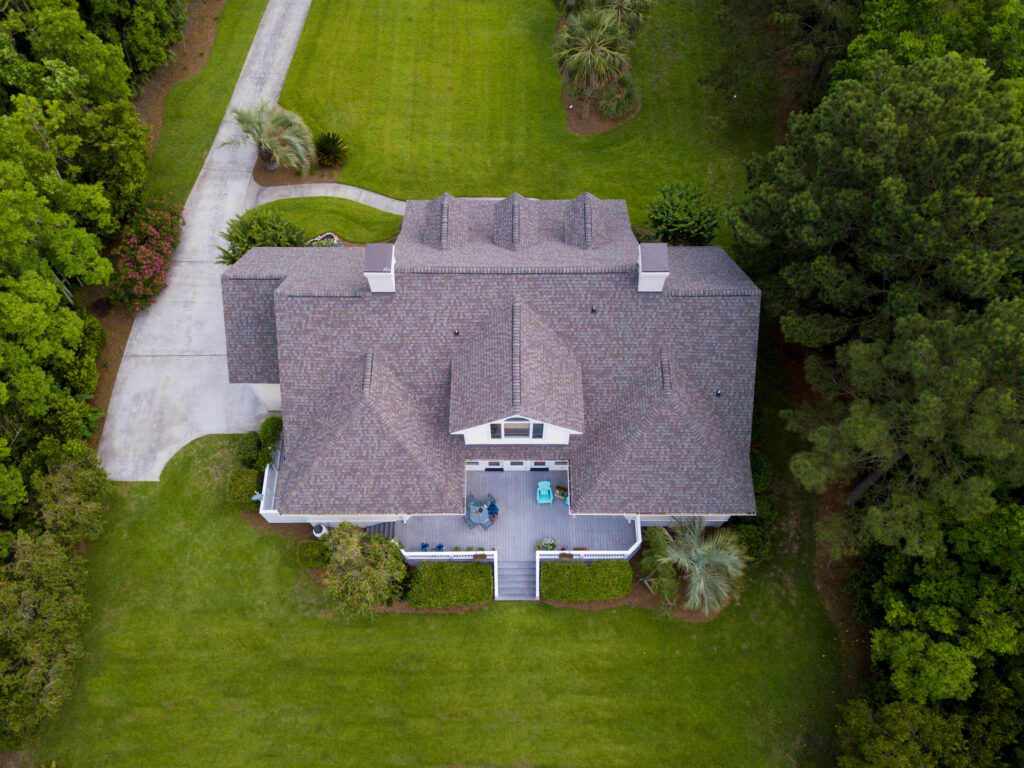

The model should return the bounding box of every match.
[449,298,584,433]
[222,194,761,519]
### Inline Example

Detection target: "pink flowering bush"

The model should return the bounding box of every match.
[110,200,184,311]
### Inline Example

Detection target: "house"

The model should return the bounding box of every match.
[221,193,760,599]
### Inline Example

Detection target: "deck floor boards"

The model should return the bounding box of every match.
[395,470,635,560]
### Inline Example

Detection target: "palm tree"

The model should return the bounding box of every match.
[551,0,589,15]
[552,10,629,118]
[229,101,314,174]
[647,518,748,615]
[600,0,653,37]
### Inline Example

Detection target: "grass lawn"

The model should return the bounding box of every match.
[251,197,403,242]
[36,430,841,766]
[280,0,776,221]
[145,0,269,206]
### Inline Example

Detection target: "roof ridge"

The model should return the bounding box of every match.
[511,299,522,409]
[361,351,374,396]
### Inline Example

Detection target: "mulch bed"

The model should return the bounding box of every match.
[82,286,137,450]
[252,161,340,187]
[562,85,641,136]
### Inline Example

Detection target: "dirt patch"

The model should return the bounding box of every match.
[134,0,231,152]
[81,285,137,451]
[237,509,316,540]
[562,86,640,136]
[252,161,340,186]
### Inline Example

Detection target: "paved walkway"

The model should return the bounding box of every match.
[100,0,403,481]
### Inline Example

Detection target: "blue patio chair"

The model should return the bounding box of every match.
[537,481,553,505]
[420,542,429,552]
[435,543,444,552]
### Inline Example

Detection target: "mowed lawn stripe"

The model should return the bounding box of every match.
[280,0,774,218]
[37,435,840,767]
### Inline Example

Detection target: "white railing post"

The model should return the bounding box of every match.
[535,551,541,600]
[492,550,499,599]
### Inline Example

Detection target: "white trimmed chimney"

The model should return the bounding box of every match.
[364,243,395,293]
[638,243,669,292]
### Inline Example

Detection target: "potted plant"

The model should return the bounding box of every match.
[554,485,568,499]
[536,536,557,551]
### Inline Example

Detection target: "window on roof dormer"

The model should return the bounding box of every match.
[532,423,544,439]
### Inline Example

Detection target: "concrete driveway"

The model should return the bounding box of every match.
[99,0,314,481]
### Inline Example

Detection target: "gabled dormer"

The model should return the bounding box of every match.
[449,299,584,445]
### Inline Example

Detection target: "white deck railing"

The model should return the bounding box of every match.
[400,549,501,599]
[533,517,641,599]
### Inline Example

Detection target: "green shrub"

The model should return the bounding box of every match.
[406,562,493,607]
[217,209,306,265]
[596,76,640,119]
[541,559,632,601]
[227,467,260,506]
[647,182,720,246]
[751,450,772,493]
[314,131,350,167]
[755,493,778,526]
[733,523,770,563]
[296,540,330,568]
[235,431,260,468]
[259,415,283,449]
[254,446,273,469]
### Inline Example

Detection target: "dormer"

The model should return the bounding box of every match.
[449,299,584,445]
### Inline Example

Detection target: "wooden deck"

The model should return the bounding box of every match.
[394,470,636,560]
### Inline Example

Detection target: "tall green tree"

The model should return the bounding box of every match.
[322,523,406,619]
[0,532,86,746]
[842,0,1024,78]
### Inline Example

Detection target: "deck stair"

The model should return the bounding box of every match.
[365,522,396,538]
[496,560,538,601]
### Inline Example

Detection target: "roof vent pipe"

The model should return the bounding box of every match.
[364,243,396,293]
[638,243,669,292]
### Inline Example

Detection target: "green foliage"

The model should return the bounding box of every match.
[599,0,652,35]
[230,101,315,173]
[313,131,349,167]
[296,539,330,569]
[0,532,86,747]
[551,0,590,15]
[83,0,188,78]
[259,415,283,450]
[836,699,971,768]
[540,559,632,601]
[647,182,719,245]
[645,518,748,614]
[30,452,108,546]
[227,467,260,506]
[322,523,406,618]
[733,523,769,564]
[0,95,114,281]
[553,9,629,109]
[595,75,640,119]
[234,432,260,468]
[217,209,306,265]
[750,449,771,493]
[74,99,150,222]
[406,561,493,607]
[842,0,1024,79]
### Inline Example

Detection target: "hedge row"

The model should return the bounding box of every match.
[540,560,632,601]
[406,562,493,607]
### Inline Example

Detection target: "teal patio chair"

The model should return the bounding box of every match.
[536,481,553,505]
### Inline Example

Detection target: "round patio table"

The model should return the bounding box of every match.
[468,506,490,526]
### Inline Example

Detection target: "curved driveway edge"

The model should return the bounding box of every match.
[247,182,406,216]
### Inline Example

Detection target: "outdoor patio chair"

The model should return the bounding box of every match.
[464,515,476,528]
[435,543,444,552]
[420,542,429,551]
[537,481,553,505]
